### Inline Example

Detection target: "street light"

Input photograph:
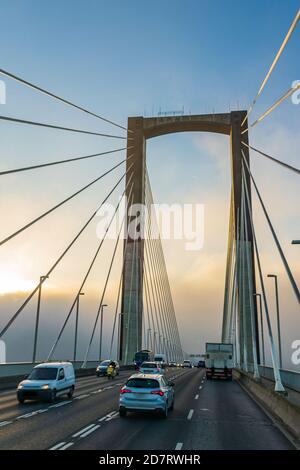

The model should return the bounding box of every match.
[253,293,265,366]
[73,292,85,362]
[99,304,108,361]
[33,275,49,363]
[267,274,283,369]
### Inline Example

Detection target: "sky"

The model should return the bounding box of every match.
[0,0,299,369]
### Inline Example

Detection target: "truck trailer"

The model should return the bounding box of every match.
[205,342,233,380]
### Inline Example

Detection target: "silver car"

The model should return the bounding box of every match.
[119,373,175,418]
[139,362,163,375]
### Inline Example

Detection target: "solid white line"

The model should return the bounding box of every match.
[0,421,12,427]
[59,442,74,450]
[74,393,90,400]
[49,442,66,450]
[50,400,72,408]
[175,442,183,450]
[72,423,96,438]
[187,409,194,420]
[195,394,199,400]
[80,424,100,438]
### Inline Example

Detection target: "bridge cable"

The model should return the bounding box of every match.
[241,150,300,304]
[0,165,133,338]
[82,185,134,366]
[241,142,300,175]
[241,8,300,128]
[0,115,128,140]
[0,147,133,176]
[0,157,131,247]
[0,68,131,133]
[241,82,300,134]
[241,164,285,392]
[145,172,183,360]
[47,179,134,360]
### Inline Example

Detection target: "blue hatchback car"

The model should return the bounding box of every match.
[119,373,175,418]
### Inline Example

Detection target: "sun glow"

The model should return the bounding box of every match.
[0,270,37,295]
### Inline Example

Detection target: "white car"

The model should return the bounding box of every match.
[17,362,75,403]
[183,360,193,368]
[139,362,164,375]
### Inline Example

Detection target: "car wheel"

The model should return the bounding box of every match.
[67,386,74,399]
[17,395,25,404]
[49,389,56,403]
[119,407,127,418]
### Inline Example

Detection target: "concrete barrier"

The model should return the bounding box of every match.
[0,361,135,391]
[234,369,300,441]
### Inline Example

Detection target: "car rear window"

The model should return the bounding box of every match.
[141,363,157,368]
[126,378,160,389]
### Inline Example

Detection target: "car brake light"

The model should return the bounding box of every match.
[120,389,132,394]
[151,390,164,397]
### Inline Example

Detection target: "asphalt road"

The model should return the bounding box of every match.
[0,368,295,450]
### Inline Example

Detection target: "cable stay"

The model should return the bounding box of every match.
[0,157,132,247]
[241,150,300,305]
[241,8,300,128]
[0,147,134,176]
[0,115,129,139]
[242,142,300,175]
[0,68,131,133]
[47,180,134,360]
[0,164,133,338]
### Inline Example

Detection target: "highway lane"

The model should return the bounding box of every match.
[0,368,295,450]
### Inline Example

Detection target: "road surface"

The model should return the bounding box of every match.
[0,368,294,450]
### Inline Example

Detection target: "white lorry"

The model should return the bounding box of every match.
[205,343,233,380]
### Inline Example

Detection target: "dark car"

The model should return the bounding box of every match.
[96,360,119,377]
[197,360,205,368]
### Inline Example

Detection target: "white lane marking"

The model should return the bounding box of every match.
[50,400,72,408]
[72,423,96,438]
[200,408,210,411]
[199,386,202,390]
[49,442,66,450]
[0,420,12,427]
[91,389,103,394]
[80,424,100,438]
[175,442,183,450]
[60,442,74,450]
[187,409,194,420]
[74,394,90,400]
[195,394,199,400]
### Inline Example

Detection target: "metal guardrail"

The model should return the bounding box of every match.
[238,363,300,392]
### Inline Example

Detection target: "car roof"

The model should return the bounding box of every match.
[128,373,162,380]
[34,362,72,368]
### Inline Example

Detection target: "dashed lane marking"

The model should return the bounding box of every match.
[72,423,96,438]
[195,394,199,400]
[187,409,194,420]
[59,442,74,450]
[80,424,101,438]
[175,442,183,450]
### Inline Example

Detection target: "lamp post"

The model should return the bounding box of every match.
[253,293,265,366]
[99,304,108,361]
[73,292,85,361]
[33,275,49,363]
[267,274,283,369]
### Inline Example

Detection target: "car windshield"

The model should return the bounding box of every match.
[28,367,58,380]
[100,360,111,366]
[141,363,157,368]
[127,378,160,389]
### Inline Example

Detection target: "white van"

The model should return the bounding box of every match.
[17,362,75,403]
